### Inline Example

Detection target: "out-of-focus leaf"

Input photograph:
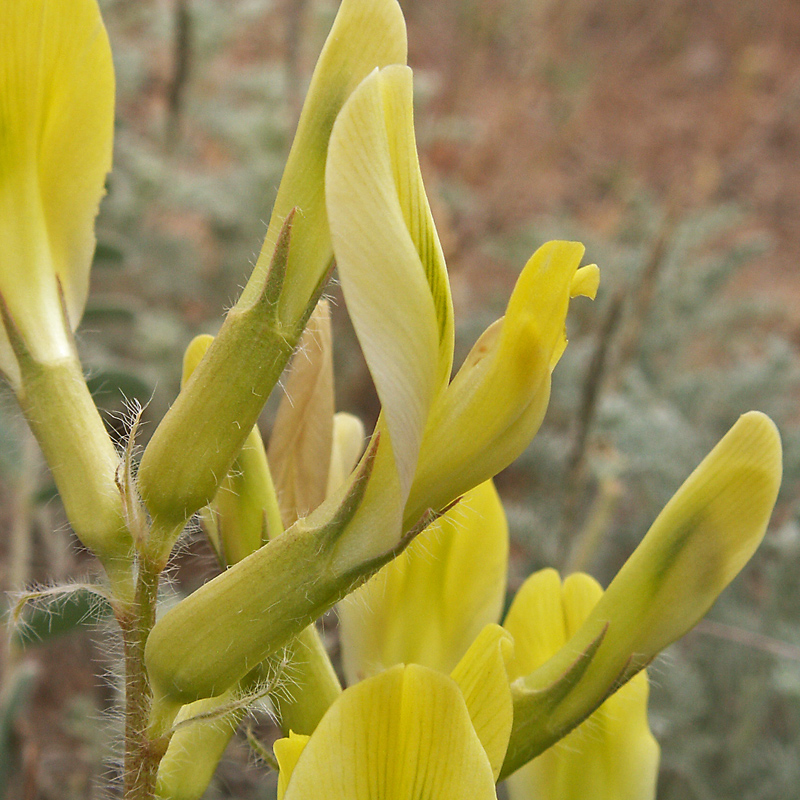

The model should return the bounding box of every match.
[86,369,153,406]
[10,586,113,649]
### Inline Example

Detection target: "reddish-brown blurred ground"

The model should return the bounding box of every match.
[406,0,800,324]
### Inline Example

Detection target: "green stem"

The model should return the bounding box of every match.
[119,560,167,800]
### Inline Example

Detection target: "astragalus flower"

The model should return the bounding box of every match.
[325,62,598,563]
[335,411,780,789]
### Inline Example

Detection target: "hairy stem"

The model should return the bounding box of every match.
[119,560,166,799]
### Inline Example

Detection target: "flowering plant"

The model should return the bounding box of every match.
[1,1,781,798]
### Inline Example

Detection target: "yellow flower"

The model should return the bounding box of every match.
[503,570,659,800]
[333,412,781,789]
[324,62,597,565]
[503,411,781,777]
[339,479,509,681]
[0,0,133,590]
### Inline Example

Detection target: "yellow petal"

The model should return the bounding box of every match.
[326,412,366,497]
[275,732,311,800]
[450,624,515,780]
[502,568,590,682]
[570,264,600,300]
[339,480,508,680]
[406,241,591,522]
[503,570,658,800]
[268,300,334,527]
[0,0,114,382]
[327,64,453,497]
[279,664,497,800]
[239,0,408,330]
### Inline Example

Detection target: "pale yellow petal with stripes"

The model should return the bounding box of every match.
[450,624,515,781]
[327,65,453,498]
[339,480,508,681]
[279,664,497,800]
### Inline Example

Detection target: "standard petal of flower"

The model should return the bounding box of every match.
[279,665,497,800]
[239,0,408,330]
[0,0,114,381]
[406,241,593,522]
[450,624,515,781]
[339,480,508,681]
[502,568,569,682]
[504,571,659,800]
[327,65,453,497]
[268,300,335,527]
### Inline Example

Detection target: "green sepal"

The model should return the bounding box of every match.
[137,215,315,566]
[499,625,608,779]
[145,437,419,715]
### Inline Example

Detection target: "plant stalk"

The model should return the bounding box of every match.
[119,560,166,799]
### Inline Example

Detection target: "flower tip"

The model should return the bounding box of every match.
[571,263,600,300]
[181,334,214,386]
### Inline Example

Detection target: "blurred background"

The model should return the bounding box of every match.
[2,0,800,797]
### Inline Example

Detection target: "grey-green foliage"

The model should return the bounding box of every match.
[0,662,37,800]
[481,193,800,800]
[89,0,298,424]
